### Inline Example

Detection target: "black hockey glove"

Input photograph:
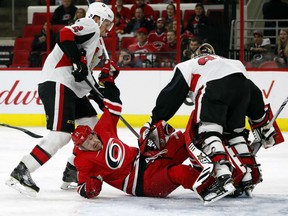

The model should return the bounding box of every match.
[72,62,89,82]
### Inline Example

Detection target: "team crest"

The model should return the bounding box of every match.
[105,139,125,169]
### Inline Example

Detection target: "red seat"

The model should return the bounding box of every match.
[10,50,30,68]
[258,61,279,68]
[103,37,119,51]
[120,37,136,50]
[52,25,65,34]
[32,12,53,25]
[13,37,34,52]
[22,25,43,38]
[154,10,160,20]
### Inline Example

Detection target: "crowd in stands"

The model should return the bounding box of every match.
[10,0,288,69]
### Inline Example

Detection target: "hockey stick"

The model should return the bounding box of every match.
[251,96,288,154]
[0,123,43,138]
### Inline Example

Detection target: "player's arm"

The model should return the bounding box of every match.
[152,67,190,123]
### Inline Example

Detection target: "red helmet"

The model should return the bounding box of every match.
[72,125,92,147]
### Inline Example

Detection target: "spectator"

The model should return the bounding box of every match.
[148,18,167,51]
[107,13,126,36]
[117,49,142,68]
[163,3,177,31]
[182,37,202,61]
[29,22,56,67]
[274,29,288,67]
[130,0,156,21]
[68,7,86,25]
[249,30,273,67]
[262,0,288,45]
[124,7,154,35]
[159,30,177,67]
[128,27,158,67]
[51,0,77,25]
[185,3,209,42]
[116,0,131,24]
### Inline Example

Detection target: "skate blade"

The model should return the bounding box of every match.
[5,177,38,197]
[60,182,77,190]
[203,183,236,206]
[244,189,253,197]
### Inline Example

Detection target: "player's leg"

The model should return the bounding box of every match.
[61,96,98,189]
[6,82,76,195]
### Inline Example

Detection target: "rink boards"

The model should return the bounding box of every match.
[0,69,288,131]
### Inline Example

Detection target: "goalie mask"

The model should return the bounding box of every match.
[86,2,114,31]
[194,43,215,56]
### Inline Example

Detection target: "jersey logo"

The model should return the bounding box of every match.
[198,55,216,65]
[72,25,84,32]
[105,139,125,169]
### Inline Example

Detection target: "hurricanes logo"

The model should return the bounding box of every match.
[105,139,125,169]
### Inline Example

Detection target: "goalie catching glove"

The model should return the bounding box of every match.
[72,48,89,82]
[98,60,120,85]
[139,119,175,153]
[77,175,103,199]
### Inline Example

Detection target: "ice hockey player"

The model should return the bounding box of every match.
[6,2,117,196]
[70,69,222,206]
[140,43,278,202]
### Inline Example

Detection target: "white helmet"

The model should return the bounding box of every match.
[86,2,114,31]
[194,43,215,56]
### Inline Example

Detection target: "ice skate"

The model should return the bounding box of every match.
[201,174,235,205]
[60,162,78,190]
[5,162,39,197]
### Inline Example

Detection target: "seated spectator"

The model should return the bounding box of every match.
[68,7,86,25]
[182,37,202,61]
[159,30,177,67]
[124,7,154,35]
[185,3,209,42]
[163,3,177,31]
[148,18,167,51]
[130,0,156,21]
[274,29,288,67]
[29,22,56,67]
[128,28,158,67]
[249,30,273,67]
[51,0,77,25]
[116,0,131,24]
[117,49,142,68]
[107,13,127,36]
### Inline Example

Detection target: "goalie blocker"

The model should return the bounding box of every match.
[249,104,284,154]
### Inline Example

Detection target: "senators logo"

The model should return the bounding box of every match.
[105,139,125,169]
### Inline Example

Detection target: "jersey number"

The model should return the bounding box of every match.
[72,26,84,32]
[198,56,216,65]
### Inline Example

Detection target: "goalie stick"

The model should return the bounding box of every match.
[0,123,43,138]
[250,96,288,154]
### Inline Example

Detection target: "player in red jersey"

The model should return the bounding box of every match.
[71,72,219,205]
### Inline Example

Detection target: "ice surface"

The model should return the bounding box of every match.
[0,127,287,216]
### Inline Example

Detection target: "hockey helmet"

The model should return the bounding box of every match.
[86,2,114,31]
[72,125,93,147]
[194,43,215,56]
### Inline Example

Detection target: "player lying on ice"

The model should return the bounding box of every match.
[70,67,228,206]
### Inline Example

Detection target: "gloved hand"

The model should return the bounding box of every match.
[72,48,88,82]
[261,124,276,148]
[98,60,120,85]
[72,61,89,82]
[77,175,103,199]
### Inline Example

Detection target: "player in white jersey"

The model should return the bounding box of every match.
[6,2,118,196]
[140,43,276,202]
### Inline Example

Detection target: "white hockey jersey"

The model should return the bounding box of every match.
[39,18,104,98]
[151,54,249,122]
[177,54,249,102]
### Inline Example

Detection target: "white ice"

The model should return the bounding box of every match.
[0,127,287,216]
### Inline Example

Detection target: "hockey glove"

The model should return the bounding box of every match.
[77,175,103,199]
[98,60,120,85]
[72,49,88,82]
